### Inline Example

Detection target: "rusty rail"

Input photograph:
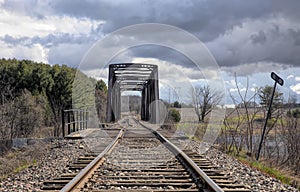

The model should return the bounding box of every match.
[60,128,125,192]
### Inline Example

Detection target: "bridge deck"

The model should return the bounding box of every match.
[65,128,121,139]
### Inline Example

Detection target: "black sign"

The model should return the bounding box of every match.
[271,72,284,86]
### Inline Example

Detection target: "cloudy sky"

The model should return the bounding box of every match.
[1,0,300,105]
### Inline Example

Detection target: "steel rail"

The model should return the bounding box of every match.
[60,128,125,192]
[138,121,224,192]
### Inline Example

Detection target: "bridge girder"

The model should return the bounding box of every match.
[106,63,159,123]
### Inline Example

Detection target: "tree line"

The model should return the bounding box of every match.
[0,58,107,140]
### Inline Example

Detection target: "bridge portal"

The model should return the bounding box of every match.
[106,63,159,123]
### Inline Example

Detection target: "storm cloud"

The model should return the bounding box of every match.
[1,0,300,75]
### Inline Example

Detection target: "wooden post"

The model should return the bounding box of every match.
[62,109,65,137]
[80,110,83,130]
[85,110,88,129]
[72,110,75,132]
[76,110,79,131]
[67,110,71,134]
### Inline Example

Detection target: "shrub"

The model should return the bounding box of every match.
[173,101,181,108]
[287,109,300,118]
[168,108,181,122]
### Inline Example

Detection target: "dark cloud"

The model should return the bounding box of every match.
[1,33,97,48]
[207,19,300,71]
[47,42,92,67]
[46,0,300,69]
[114,45,196,68]
[2,35,30,47]
[250,31,267,44]
[47,0,300,40]
[0,32,99,67]
[288,28,300,46]
[1,0,51,19]
[1,0,300,71]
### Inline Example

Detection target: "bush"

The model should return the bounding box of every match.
[168,108,181,122]
[173,101,181,108]
[287,109,300,118]
[0,89,46,139]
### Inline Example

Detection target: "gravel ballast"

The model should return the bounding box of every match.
[0,139,87,191]
[190,140,299,192]
[0,137,299,191]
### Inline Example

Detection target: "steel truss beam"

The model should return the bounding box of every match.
[106,63,159,123]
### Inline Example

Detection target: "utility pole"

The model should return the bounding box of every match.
[174,87,180,101]
[168,87,171,104]
[256,72,284,161]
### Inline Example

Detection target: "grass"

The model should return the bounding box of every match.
[224,149,295,187]
[0,144,45,180]
[236,155,292,185]
[0,160,36,180]
[175,122,208,139]
[13,159,37,173]
[0,155,38,180]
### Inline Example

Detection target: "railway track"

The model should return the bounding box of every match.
[42,117,250,192]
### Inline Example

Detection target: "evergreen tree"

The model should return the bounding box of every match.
[259,85,283,117]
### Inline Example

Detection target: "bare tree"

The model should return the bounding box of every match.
[281,113,300,175]
[232,75,261,156]
[0,78,17,140]
[220,74,263,157]
[192,85,223,122]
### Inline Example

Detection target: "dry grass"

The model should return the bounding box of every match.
[32,127,54,138]
[237,155,300,189]
[177,108,198,122]
[0,141,47,179]
[0,126,53,179]
[280,169,300,189]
